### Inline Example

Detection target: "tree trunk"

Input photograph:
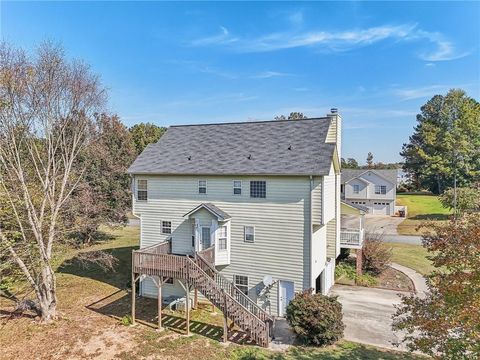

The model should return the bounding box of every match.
[37,265,58,321]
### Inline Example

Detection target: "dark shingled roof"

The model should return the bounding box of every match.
[127,118,336,176]
[341,169,398,185]
[184,203,231,221]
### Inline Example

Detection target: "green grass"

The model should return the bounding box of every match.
[390,243,434,275]
[396,194,451,235]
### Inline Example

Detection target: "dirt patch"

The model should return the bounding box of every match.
[375,267,414,292]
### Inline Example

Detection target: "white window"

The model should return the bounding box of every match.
[353,184,359,194]
[161,221,172,234]
[375,185,387,195]
[137,179,148,201]
[198,180,207,194]
[234,275,249,295]
[233,180,242,195]
[250,181,266,198]
[244,226,255,243]
[218,226,227,250]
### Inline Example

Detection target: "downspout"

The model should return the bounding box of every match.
[309,175,314,290]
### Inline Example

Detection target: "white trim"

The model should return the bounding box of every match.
[233,274,249,295]
[198,179,207,194]
[244,225,255,243]
[233,180,242,195]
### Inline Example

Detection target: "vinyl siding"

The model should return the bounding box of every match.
[311,177,322,225]
[133,175,313,316]
[322,163,336,223]
[311,224,327,288]
[326,218,336,259]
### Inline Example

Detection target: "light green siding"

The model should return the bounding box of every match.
[133,175,315,316]
[326,218,337,259]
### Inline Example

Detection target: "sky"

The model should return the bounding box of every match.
[1,1,479,163]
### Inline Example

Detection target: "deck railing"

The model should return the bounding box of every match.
[340,228,364,248]
[132,243,273,347]
[195,252,274,325]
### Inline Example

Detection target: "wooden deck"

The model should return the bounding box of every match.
[131,242,274,347]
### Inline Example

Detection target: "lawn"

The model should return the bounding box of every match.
[1,226,425,359]
[396,194,451,235]
[390,243,435,275]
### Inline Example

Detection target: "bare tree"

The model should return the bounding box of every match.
[0,42,106,321]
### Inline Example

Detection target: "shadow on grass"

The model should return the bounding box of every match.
[57,245,135,289]
[86,290,253,345]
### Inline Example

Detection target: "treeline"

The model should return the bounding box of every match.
[341,152,401,170]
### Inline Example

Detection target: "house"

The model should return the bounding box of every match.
[340,169,398,216]
[127,110,343,347]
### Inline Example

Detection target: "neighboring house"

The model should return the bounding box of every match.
[341,169,398,215]
[127,110,342,346]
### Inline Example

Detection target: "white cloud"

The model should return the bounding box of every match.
[189,23,469,62]
[394,85,452,100]
[250,71,292,79]
[189,26,239,46]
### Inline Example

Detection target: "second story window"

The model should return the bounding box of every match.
[161,221,172,234]
[353,184,359,194]
[233,180,242,195]
[250,181,266,198]
[244,226,255,243]
[137,179,148,201]
[198,180,207,194]
[375,185,387,195]
[218,226,227,250]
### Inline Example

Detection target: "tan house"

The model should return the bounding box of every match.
[127,110,344,346]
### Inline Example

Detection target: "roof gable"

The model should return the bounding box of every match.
[184,203,231,221]
[341,169,397,185]
[127,118,336,176]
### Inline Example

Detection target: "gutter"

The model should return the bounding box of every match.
[309,175,314,289]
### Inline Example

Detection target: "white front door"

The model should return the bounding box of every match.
[200,226,211,250]
[278,280,294,317]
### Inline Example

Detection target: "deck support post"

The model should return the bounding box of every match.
[356,248,363,277]
[131,272,137,325]
[223,312,228,343]
[186,283,191,336]
[193,288,198,309]
[157,276,163,331]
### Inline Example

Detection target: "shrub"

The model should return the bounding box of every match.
[355,273,378,287]
[335,262,356,280]
[286,289,344,346]
[362,233,392,275]
[120,314,133,326]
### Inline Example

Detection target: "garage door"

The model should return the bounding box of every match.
[373,202,389,215]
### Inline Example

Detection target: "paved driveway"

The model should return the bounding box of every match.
[330,285,409,351]
[364,215,404,235]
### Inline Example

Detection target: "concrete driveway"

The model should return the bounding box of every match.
[364,215,404,235]
[330,285,409,351]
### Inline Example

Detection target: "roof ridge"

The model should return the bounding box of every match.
[169,117,331,128]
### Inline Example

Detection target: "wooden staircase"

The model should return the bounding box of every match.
[132,245,274,347]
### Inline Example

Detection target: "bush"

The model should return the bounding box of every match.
[362,233,392,275]
[355,273,378,287]
[120,314,133,326]
[335,262,356,280]
[286,290,344,346]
